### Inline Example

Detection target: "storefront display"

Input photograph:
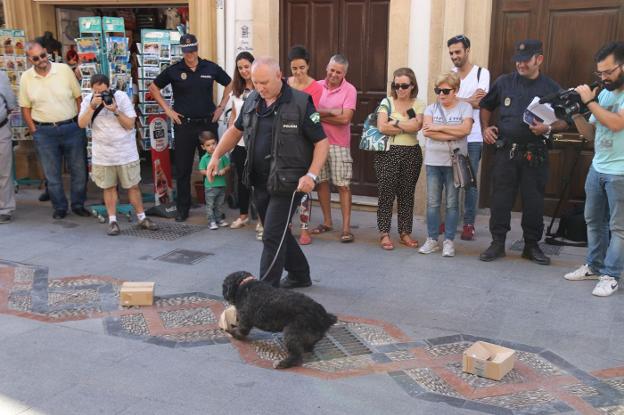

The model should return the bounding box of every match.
[0,28,29,141]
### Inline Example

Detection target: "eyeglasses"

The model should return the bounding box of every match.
[392,82,412,90]
[434,87,454,95]
[30,52,48,62]
[448,34,470,48]
[594,65,622,78]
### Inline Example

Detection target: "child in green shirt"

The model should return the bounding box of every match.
[198,131,231,230]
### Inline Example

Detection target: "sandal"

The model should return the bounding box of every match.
[380,234,394,250]
[340,232,354,243]
[311,224,333,234]
[399,233,419,248]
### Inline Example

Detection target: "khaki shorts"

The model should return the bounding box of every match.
[319,145,353,187]
[91,160,141,189]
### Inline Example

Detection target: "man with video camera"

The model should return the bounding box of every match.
[478,40,569,265]
[78,74,158,235]
[563,41,624,297]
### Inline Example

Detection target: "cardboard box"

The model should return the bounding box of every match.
[463,341,515,381]
[120,282,155,306]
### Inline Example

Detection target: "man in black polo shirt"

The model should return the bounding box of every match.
[149,34,233,221]
[207,57,328,288]
[479,40,569,265]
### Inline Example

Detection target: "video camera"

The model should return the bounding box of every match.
[539,81,603,119]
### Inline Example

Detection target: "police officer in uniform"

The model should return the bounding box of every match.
[479,40,569,265]
[150,34,233,222]
[207,57,329,288]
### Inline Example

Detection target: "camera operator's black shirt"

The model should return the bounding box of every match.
[234,81,326,186]
[480,71,561,144]
[153,58,231,119]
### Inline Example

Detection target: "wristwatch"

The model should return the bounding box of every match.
[306,172,318,184]
[113,111,120,117]
[394,119,400,128]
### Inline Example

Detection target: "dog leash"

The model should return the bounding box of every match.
[260,190,300,281]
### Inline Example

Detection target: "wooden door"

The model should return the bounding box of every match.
[484,0,624,215]
[280,0,390,196]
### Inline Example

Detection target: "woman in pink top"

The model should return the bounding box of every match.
[287,45,321,245]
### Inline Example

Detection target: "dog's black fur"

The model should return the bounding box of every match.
[222,271,337,369]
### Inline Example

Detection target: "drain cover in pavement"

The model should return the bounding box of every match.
[155,249,214,265]
[119,222,206,240]
[509,240,561,256]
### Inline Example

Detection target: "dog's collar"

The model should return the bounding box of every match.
[239,276,256,286]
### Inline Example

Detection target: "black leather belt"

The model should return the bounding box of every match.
[181,116,213,124]
[0,118,7,128]
[34,116,78,127]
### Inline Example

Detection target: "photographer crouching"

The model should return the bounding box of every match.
[563,41,624,297]
[78,74,158,235]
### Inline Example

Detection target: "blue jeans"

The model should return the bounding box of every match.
[426,165,459,240]
[205,186,225,223]
[584,166,624,279]
[463,142,482,225]
[33,122,87,212]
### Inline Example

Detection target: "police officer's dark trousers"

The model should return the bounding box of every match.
[253,185,310,287]
[173,120,218,214]
[489,145,548,245]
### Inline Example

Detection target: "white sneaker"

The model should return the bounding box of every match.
[419,238,440,254]
[256,230,263,241]
[564,264,599,281]
[218,220,229,227]
[592,276,619,297]
[256,222,263,232]
[230,217,249,229]
[209,221,219,230]
[442,239,455,257]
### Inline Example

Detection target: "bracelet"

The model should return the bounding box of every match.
[113,111,120,117]
[582,98,597,106]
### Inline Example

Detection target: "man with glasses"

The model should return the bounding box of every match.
[478,39,568,265]
[564,41,624,297]
[149,34,233,222]
[19,41,89,220]
[447,34,490,241]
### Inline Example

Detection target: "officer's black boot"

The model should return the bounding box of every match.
[522,243,551,265]
[479,240,506,262]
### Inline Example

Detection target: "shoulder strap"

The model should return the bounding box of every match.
[435,103,448,124]
[477,66,482,83]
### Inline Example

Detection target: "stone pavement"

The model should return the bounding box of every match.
[1,187,623,415]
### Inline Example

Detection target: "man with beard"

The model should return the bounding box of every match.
[478,40,569,265]
[564,41,624,297]
[19,41,88,220]
[448,35,490,240]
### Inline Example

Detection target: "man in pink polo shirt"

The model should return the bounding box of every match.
[312,54,357,242]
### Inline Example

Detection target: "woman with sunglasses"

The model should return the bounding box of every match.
[286,45,323,245]
[375,67,425,250]
[420,72,473,257]
[228,52,259,237]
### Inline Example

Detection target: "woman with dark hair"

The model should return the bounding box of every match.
[375,67,425,250]
[287,45,322,107]
[228,52,259,236]
[286,45,322,245]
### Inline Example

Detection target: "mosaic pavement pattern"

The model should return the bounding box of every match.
[2,259,624,414]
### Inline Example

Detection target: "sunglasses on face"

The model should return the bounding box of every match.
[392,82,412,90]
[434,87,453,95]
[30,52,48,62]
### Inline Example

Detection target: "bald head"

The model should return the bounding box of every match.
[251,56,281,75]
[251,56,283,101]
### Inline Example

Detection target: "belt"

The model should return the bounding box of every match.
[34,116,78,127]
[0,118,7,128]
[181,116,213,124]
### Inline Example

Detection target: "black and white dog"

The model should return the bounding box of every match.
[222,271,337,368]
